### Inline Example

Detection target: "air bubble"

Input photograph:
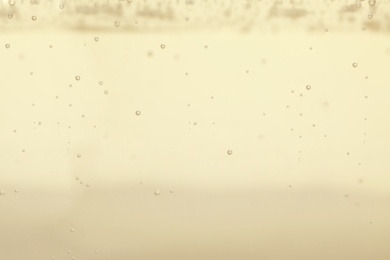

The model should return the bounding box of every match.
[94,37,99,42]
[306,85,311,90]
[368,14,373,19]
[154,190,160,196]
[160,44,166,49]
[135,110,141,116]
[0,190,5,195]
[14,189,18,193]
[59,4,64,9]
[32,16,37,21]
[99,81,103,85]
[352,62,358,68]
[5,44,10,49]
[369,0,376,6]
[104,90,109,95]
[170,189,174,193]
[77,154,81,158]
[227,150,233,155]
[70,228,74,232]
[7,14,12,19]
[344,193,349,198]
[75,75,80,81]
[115,21,120,27]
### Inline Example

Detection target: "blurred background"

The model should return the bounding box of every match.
[1,0,390,259]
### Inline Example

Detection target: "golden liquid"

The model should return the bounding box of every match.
[1,0,390,259]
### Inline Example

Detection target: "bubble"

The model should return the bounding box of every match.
[352,62,358,68]
[154,190,160,196]
[95,251,99,254]
[99,81,103,85]
[306,85,311,90]
[368,14,373,19]
[67,250,71,254]
[185,17,189,21]
[160,44,166,49]
[49,45,53,48]
[31,16,37,21]
[104,90,109,95]
[75,75,80,81]
[135,110,141,116]
[289,184,292,188]
[170,189,174,193]
[227,150,233,155]
[70,228,74,232]
[204,45,208,49]
[115,21,120,27]
[7,14,13,19]
[51,257,56,260]
[8,0,15,6]
[369,0,376,6]
[5,44,10,49]
[86,184,90,188]
[94,37,99,42]
[80,181,83,184]
[324,28,328,32]
[14,189,18,193]
[59,4,64,9]
[0,190,5,195]
[76,177,79,180]
[22,149,25,152]
[344,193,349,198]
[77,154,81,158]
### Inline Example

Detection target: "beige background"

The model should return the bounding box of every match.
[1,0,390,259]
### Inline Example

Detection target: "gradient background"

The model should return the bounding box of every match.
[1,0,390,259]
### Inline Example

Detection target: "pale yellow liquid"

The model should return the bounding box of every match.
[1,0,390,259]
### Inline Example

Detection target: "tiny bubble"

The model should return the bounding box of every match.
[352,62,358,68]
[306,85,311,90]
[94,37,99,42]
[75,75,80,81]
[160,44,166,49]
[99,81,103,85]
[227,150,233,155]
[14,189,18,193]
[32,16,37,21]
[170,189,174,193]
[154,190,160,196]
[59,4,64,9]
[135,110,141,116]
[8,14,13,19]
[77,154,81,158]
[344,193,349,198]
[104,90,109,95]
[0,190,5,195]
[5,44,10,49]
[70,228,74,232]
